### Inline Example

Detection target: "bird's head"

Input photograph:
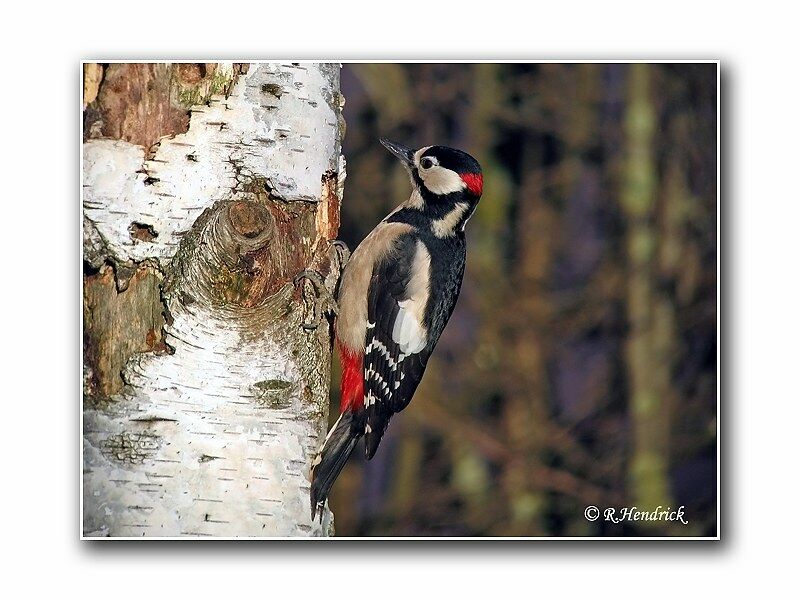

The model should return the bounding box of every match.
[380,138,483,202]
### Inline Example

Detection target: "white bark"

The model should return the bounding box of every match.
[82,62,345,537]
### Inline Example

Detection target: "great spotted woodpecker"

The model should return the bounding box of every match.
[310,139,483,519]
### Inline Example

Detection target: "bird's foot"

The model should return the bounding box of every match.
[294,269,339,331]
[294,240,350,331]
[329,239,351,274]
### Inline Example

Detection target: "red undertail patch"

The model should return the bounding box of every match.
[338,344,364,412]
[460,172,483,196]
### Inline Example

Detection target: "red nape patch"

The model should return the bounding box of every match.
[460,172,483,196]
[338,344,364,412]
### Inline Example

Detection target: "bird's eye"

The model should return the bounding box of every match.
[420,157,434,170]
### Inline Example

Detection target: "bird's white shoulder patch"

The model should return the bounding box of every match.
[392,304,427,354]
[390,240,431,354]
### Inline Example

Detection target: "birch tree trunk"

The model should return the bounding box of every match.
[82,62,346,537]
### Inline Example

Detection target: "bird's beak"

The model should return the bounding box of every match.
[380,138,414,168]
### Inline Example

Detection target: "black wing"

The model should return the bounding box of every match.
[363,234,433,459]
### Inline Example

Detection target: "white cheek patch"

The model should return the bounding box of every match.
[421,166,467,195]
[414,147,468,196]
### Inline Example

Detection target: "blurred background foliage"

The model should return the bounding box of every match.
[331,63,717,537]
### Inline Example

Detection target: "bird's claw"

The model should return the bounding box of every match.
[329,239,351,272]
[294,240,349,331]
[295,269,339,331]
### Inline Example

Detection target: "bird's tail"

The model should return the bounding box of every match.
[310,411,361,521]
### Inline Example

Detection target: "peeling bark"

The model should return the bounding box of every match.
[83,261,169,398]
[82,62,345,537]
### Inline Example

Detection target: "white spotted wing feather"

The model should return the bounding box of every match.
[363,236,433,458]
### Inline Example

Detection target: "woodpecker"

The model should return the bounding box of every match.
[310,138,483,519]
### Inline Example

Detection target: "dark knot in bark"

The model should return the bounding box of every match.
[226,201,274,243]
[168,199,303,313]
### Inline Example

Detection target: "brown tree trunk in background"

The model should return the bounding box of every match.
[82,62,345,537]
[620,64,675,517]
[499,125,554,537]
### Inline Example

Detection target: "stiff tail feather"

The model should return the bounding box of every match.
[310,411,361,521]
